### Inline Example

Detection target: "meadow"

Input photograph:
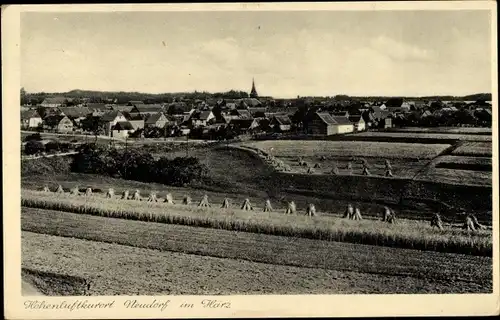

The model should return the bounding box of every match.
[386,127,492,135]
[22,208,492,294]
[21,189,492,256]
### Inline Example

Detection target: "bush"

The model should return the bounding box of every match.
[24,140,45,155]
[24,133,42,142]
[70,143,207,186]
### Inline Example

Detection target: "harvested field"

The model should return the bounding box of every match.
[24,231,487,295]
[242,141,451,160]
[415,166,492,187]
[349,132,491,142]
[433,156,491,172]
[451,142,492,157]
[386,127,492,135]
[22,209,492,294]
[21,190,492,256]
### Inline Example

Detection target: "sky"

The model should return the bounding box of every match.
[21,10,493,98]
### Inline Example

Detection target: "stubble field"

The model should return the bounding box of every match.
[22,208,492,295]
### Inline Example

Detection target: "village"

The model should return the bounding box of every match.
[20,80,492,147]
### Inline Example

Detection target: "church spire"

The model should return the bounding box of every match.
[250,78,258,98]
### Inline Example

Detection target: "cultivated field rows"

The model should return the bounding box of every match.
[22,189,492,255]
[24,231,487,295]
[242,141,452,159]
[451,142,493,157]
[349,131,492,142]
[387,127,492,134]
[21,208,492,294]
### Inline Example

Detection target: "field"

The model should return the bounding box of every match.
[451,142,492,157]
[386,127,492,135]
[348,131,492,142]
[241,141,451,159]
[21,189,492,256]
[22,209,492,294]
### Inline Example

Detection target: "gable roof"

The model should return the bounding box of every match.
[232,109,253,120]
[112,121,134,130]
[41,97,68,105]
[86,103,109,111]
[349,115,363,123]
[273,115,292,125]
[21,109,41,120]
[131,104,164,113]
[122,111,144,121]
[331,115,354,125]
[315,112,354,126]
[145,112,166,124]
[58,107,91,119]
[128,100,144,105]
[100,110,124,122]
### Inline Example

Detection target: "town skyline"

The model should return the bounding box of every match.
[22,10,493,98]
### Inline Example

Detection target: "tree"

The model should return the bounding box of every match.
[24,140,45,155]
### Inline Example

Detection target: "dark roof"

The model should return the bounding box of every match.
[349,115,363,123]
[58,107,91,119]
[132,104,164,113]
[41,97,68,105]
[332,111,348,117]
[100,110,124,122]
[44,115,70,126]
[190,110,213,121]
[273,115,292,125]
[230,119,256,130]
[122,111,144,121]
[315,112,337,125]
[232,109,253,120]
[21,110,41,120]
[112,121,134,130]
[331,116,354,125]
[86,103,109,111]
[248,107,267,115]
[145,112,166,124]
[240,98,262,107]
[128,100,144,105]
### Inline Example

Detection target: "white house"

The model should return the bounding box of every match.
[100,110,128,136]
[349,115,366,131]
[20,110,43,129]
[111,121,135,138]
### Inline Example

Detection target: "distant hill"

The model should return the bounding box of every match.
[22,89,492,104]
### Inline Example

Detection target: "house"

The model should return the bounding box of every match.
[111,105,134,113]
[58,107,92,126]
[421,110,433,118]
[230,119,259,133]
[189,110,215,127]
[248,107,268,117]
[43,115,74,133]
[271,115,292,131]
[228,109,253,121]
[384,116,393,129]
[40,97,68,108]
[332,111,349,118]
[145,112,169,128]
[307,112,354,136]
[349,115,366,131]
[99,110,128,136]
[111,121,135,138]
[129,104,164,117]
[122,112,145,130]
[20,110,43,129]
[86,103,110,115]
[127,100,144,106]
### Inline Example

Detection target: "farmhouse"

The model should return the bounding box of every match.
[349,115,366,131]
[43,115,74,133]
[58,107,92,126]
[111,121,135,138]
[100,110,128,136]
[20,110,43,129]
[307,112,354,136]
[189,110,215,127]
[129,104,164,117]
[230,118,259,133]
[40,96,68,108]
[145,112,169,128]
[271,115,292,131]
[123,112,145,130]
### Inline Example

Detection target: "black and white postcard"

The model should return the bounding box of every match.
[3,2,499,318]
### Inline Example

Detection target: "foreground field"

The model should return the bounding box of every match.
[386,127,492,135]
[22,209,492,294]
[21,190,492,255]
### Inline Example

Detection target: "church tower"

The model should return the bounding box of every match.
[250,78,258,98]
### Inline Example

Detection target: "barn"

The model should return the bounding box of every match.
[307,112,354,136]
